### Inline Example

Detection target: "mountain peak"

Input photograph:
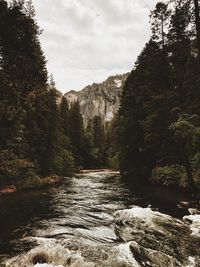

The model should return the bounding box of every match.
[64,73,129,125]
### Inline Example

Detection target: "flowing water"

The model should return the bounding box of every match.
[0,171,199,267]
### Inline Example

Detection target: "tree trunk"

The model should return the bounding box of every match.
[182,153,198,193]
[193,0,200,61]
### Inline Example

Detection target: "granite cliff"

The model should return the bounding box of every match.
[64,73,128,125]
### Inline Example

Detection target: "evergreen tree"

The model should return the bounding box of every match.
[0,0,67,180]
[60,97,70,137]
[0,0,48,182]
[170,114,200,192]
[119,40,170,181]
[69,101,85,167]
[184,54,200,115]
[167,1,191,107]
[45,88,60,174]
[105,116,120,169]
[119,0,200,193]
[91,116,106,167]
[0,0,26,153]
[150,2,170,49]
[0,0,47,98]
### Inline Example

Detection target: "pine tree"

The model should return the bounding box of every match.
[167,1,191,106]
[0,0,47,98]
[0,0,60,177]
[150,2,170,49]
[60,97,70,137]
[91,116,105,167]
[119,40,170,181]
[0,0,25,152]
[104,116,120,169]
[119,0,200,193]
[69,101,85,167]
[170,114,200,192]
[0,0,48,181]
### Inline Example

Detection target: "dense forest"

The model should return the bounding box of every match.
[119,0,200,194]
[1,1,200,266]
[1,0,200,195]
[0,0,118,190]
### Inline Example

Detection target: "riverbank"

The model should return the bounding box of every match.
[0,169,118,198]
[150,165,200,198]
[0,175,63,197]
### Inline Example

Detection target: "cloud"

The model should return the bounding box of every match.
[33,0,157,93]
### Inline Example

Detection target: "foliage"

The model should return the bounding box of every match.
[85,116,106,167]
[0,0,77,187]
[2,0,200,196]
[191,153,200,171]
[0,149,36,185]
[104,116,120,169]
[54,149,75,177]
[169,114,200,156]
[68,101,85,167]
[119,0,200,193]
[169,114,200,191]
[119,39,170,179]
[150,2,170,48]
[60,97,70,137]
[17,171,42,190]
[107,153,120,170]
[151,165,188,189]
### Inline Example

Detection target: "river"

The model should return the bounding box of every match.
[0,170,199,266]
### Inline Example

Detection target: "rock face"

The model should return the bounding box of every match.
[55,89,63,105]
[64,73,128,125]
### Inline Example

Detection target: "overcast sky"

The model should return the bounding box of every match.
[33,0,157,93]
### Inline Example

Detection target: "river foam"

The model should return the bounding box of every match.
[183,214,200,237]
[114,206,183,235]
[114,206,172,224]
[5,206,200,267]
[1,171,200,267]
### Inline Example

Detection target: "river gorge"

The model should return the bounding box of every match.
[0,171,199,267]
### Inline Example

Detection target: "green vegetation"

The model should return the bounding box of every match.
[2,0,200,196]
[0,0,117,190]
[152,165,188,189]
[119,0,200,194]
[0,0,74,188]
[85,115,119,170]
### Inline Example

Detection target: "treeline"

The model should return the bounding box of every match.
[0,0,117,188]
[0,0,74,186]
[119,0,200,193]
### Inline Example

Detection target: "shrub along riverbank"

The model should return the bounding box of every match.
[0,175,63,197]
[151,164,200,194]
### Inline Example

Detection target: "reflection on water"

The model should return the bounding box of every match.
[0,171,199,267]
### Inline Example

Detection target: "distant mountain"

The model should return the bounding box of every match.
[64,73,128,125]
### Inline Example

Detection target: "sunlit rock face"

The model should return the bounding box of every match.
[64,74,128,125]
[55,90,63,105]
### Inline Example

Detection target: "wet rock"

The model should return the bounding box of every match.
[129,242,182,267]
[188,208,200,215]
[113,206,200,265]
[32,252,49,264]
